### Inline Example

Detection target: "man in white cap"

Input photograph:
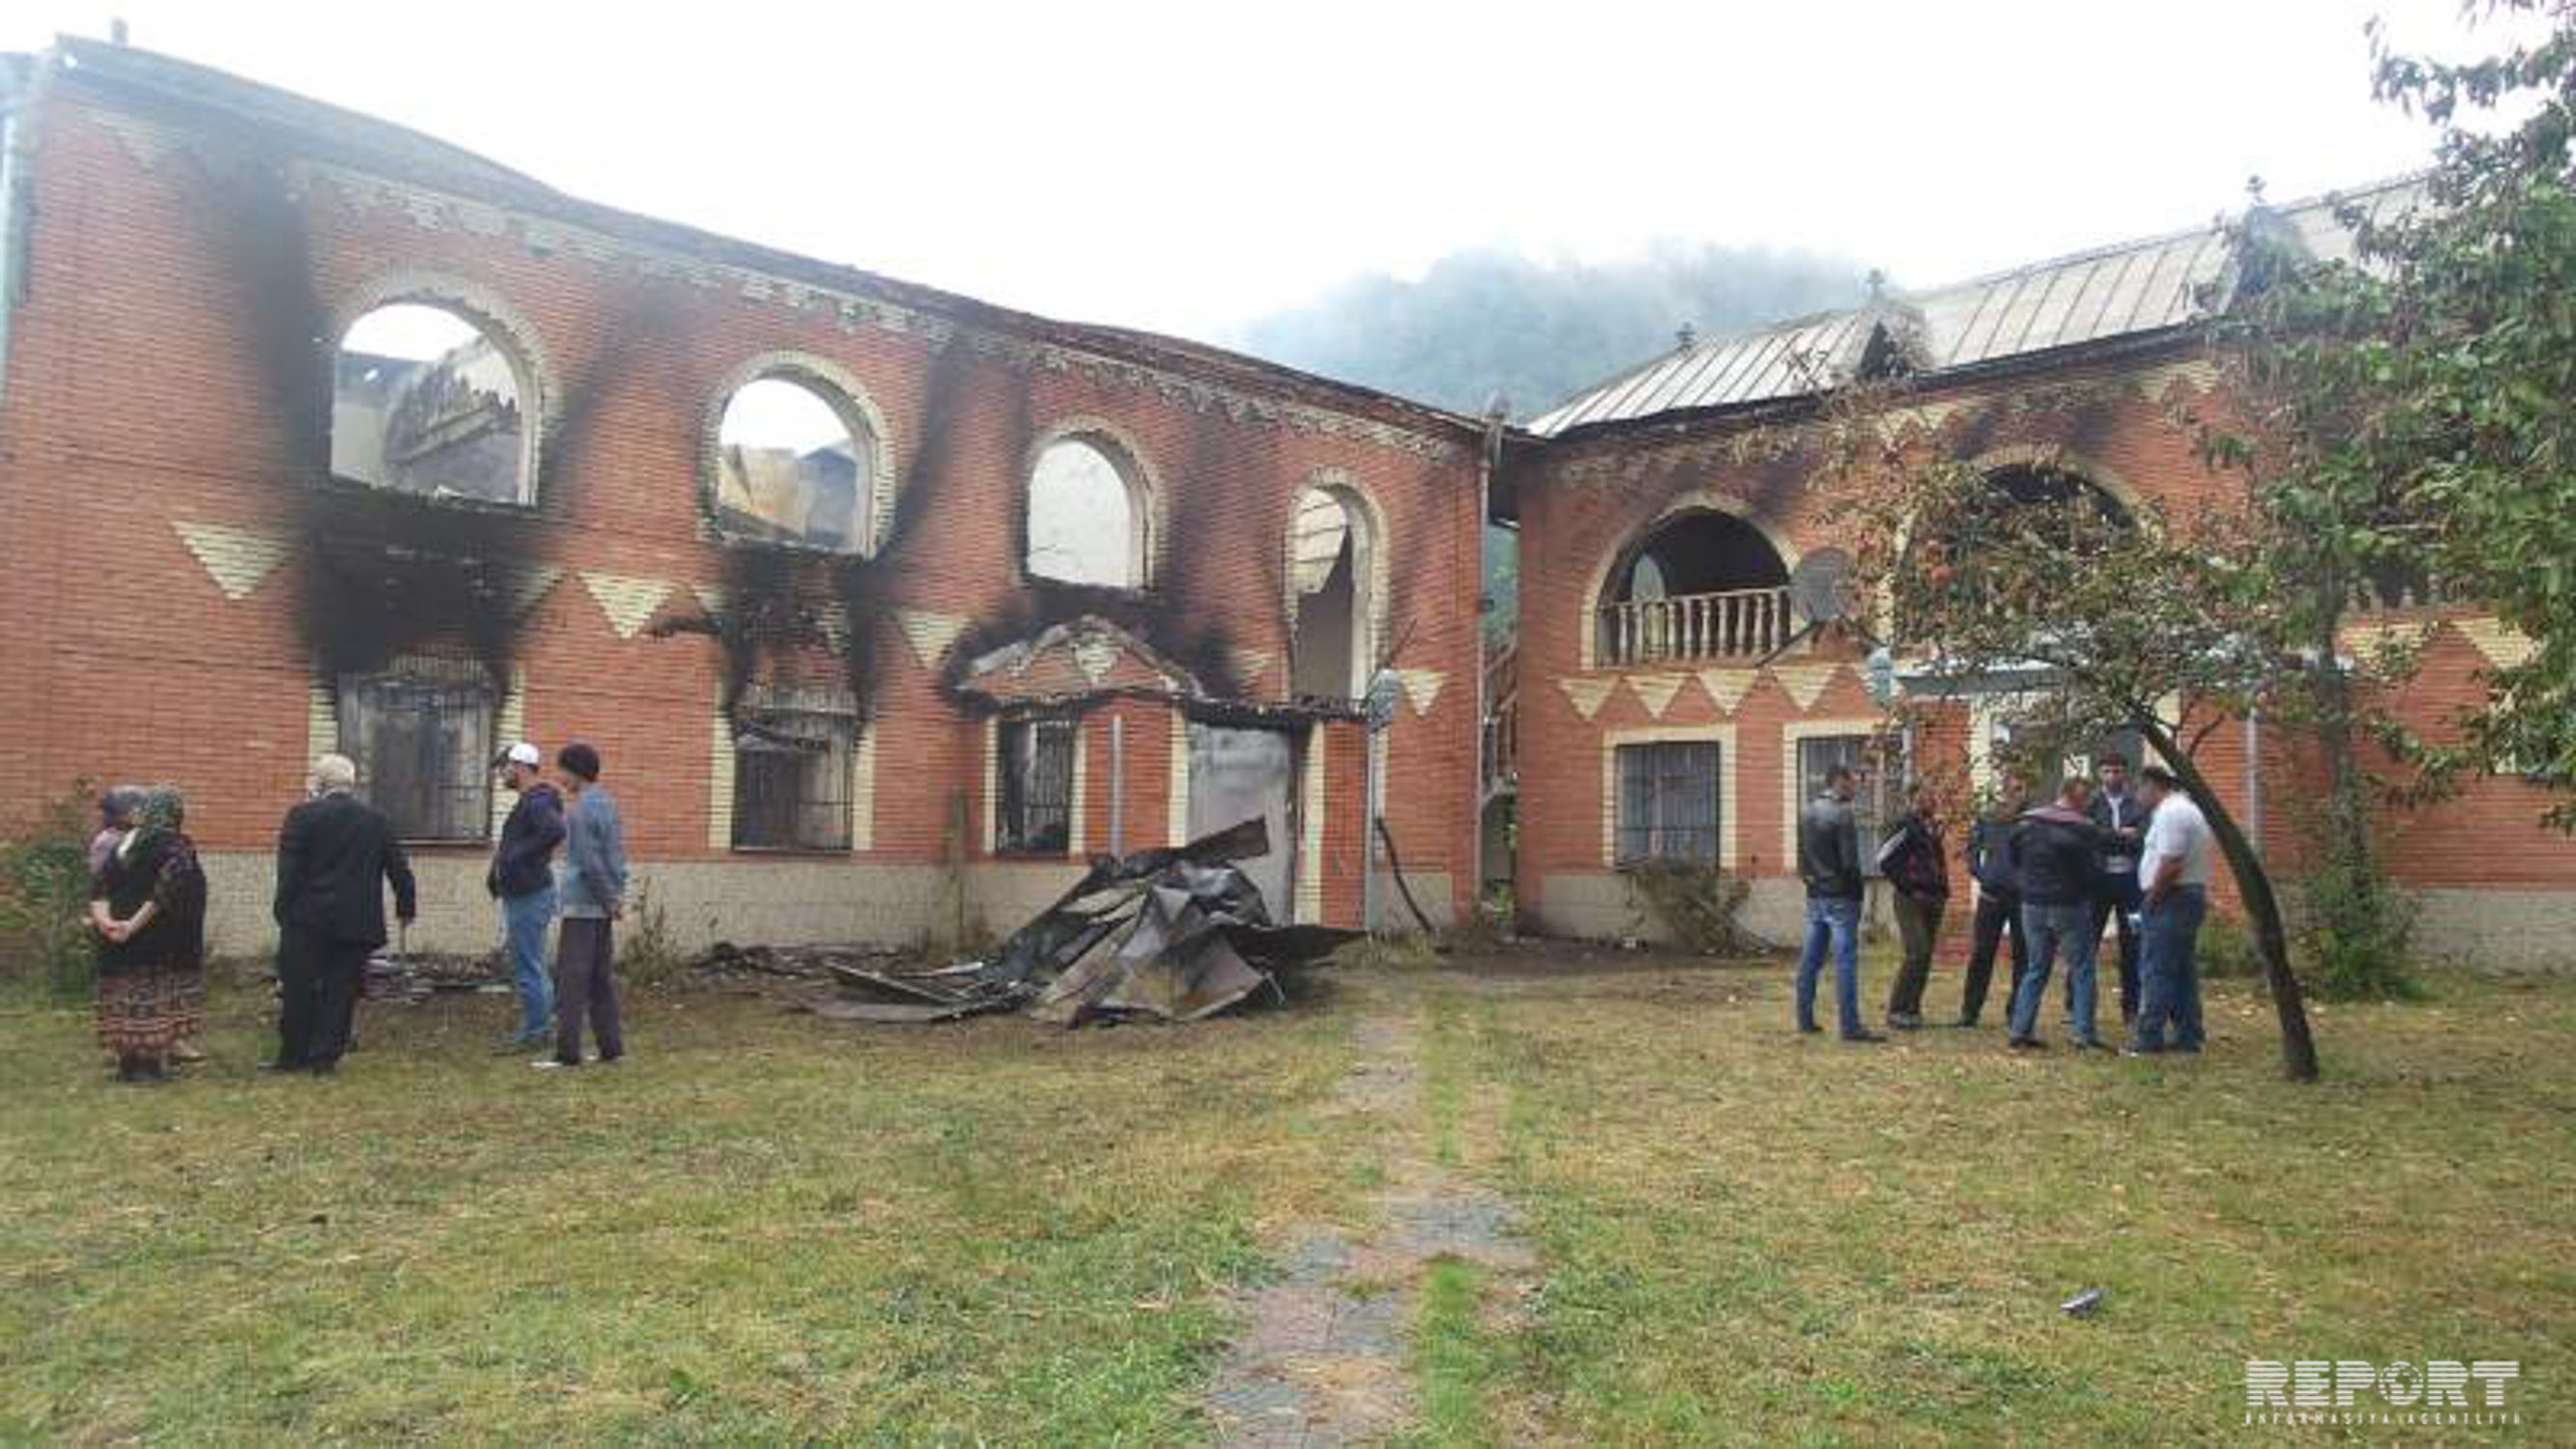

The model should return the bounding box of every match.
[488,741,565,1049]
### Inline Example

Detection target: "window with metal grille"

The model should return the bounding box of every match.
[1615,740,1721,865]
[998,717,1076,855]
[337,668,495,842]
[731,702,856,852]
[1798,734,1900,872]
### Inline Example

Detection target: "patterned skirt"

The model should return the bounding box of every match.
[96,962,207,1059]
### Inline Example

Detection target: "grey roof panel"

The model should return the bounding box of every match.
[1529,181,2424,437]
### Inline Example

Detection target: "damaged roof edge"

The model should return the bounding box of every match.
[1536,323,2208,452]
[1530,173,2425,439]
[41,36,1495,450]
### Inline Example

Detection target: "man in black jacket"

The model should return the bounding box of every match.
[1794,764,1883,1042]
[2004,776,2112,1050]
[1877,781,1950,1031]
[2086,753,2150,1026]
[271,753,416,1074]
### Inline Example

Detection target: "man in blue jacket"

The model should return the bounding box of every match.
[537,741,627,1069]
[2004,776,2114,1050]
[488,741,565,1050]
[1955,783,2031,1027]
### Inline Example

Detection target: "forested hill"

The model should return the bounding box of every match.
[1231,244,1874,421]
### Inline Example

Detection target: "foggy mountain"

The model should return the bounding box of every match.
[1231,244,1876,647]
[1233,244,1875,421]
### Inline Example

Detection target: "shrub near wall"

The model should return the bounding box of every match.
[0,782,100,998]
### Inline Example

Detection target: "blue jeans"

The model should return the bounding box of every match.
[2011,900,2102,1043]
[500,885,558,1039]
[2131,886,2207,1051]
[1795,895,1863,1037]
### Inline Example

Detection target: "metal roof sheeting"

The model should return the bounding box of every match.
[1528,179,2423,436]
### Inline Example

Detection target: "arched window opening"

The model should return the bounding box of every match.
[1027,438,1143,588]
[331,302,529,504]
[715,376,871,553]
[1598,510,1792,666]
[1289,486,1373,700]
[1970,464,2133,547]
[1911,464,2133,631]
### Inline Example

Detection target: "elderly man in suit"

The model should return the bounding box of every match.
[271,753,417,1074]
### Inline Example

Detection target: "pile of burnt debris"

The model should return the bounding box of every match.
[773,818,1354,1027]
[347,951,501,1004]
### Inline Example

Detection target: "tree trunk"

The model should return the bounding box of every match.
[2136,712,2320,1081]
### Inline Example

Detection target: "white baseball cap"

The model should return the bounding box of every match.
[500,741,542,767]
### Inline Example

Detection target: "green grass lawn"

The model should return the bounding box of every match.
[2,957,2569,1444]
[0,975,1373,1444]
[1424,959,2576,1445]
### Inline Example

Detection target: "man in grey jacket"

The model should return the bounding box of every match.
[536,742,627,1069]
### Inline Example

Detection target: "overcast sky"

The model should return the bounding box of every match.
[2,1,2506,342]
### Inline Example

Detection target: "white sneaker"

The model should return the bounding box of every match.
[530,1057,576,1070]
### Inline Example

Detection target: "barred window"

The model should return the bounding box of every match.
[998,717,1076,856]
[1798,734,1898,872]
[338,667,495,842]
[1616,741,1720,866]
[732,695,857,852]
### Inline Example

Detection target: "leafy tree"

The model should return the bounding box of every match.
[1823,384,2340,1079]
[2342,2,2576,822]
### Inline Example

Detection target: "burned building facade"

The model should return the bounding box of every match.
[2,40,2568,969]
[0,42,1490,952]
[1495,186,2576,966]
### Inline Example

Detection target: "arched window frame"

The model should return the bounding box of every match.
[1577,491,1799,671]
[1282,467,1393,700]
[327,272,556,510]
[1022,418,1164,590]
[701,352,898,556]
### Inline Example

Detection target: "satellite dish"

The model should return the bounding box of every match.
[1788,548,1856,624]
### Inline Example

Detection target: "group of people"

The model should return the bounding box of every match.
[84,740,631,1084]
[1796,752,2214,1056]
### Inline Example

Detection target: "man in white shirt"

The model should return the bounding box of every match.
[2125,764,2213,1055]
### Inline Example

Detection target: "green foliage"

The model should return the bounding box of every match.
[1337,932,1443,973]
[2299,837,2421,1002]
[1620,859,1755,955]
[0,781,100,1000]
[2195,910,2262,980]
[2265,3,2576,826]
[613,879,683,988]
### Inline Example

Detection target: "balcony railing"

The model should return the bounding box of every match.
[1598,585,1793,668]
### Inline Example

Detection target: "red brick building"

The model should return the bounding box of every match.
[0,42,1493,953]
[1493,185,2576,968]
[3,41,2566,971]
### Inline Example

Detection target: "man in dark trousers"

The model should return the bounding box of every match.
[2005,776,2112,1050]
[2086,753,2150,1026]
[1955,782,2031,1027]
[1877,781,1950,1031]
[534,742,627,1070]
[1795,763,1883,1043]
[271,753,416,1074]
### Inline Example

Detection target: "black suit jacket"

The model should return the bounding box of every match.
[274,791,418,948]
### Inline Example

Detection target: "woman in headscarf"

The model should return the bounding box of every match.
[88,785,148,875]
[87,786,209,1084]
